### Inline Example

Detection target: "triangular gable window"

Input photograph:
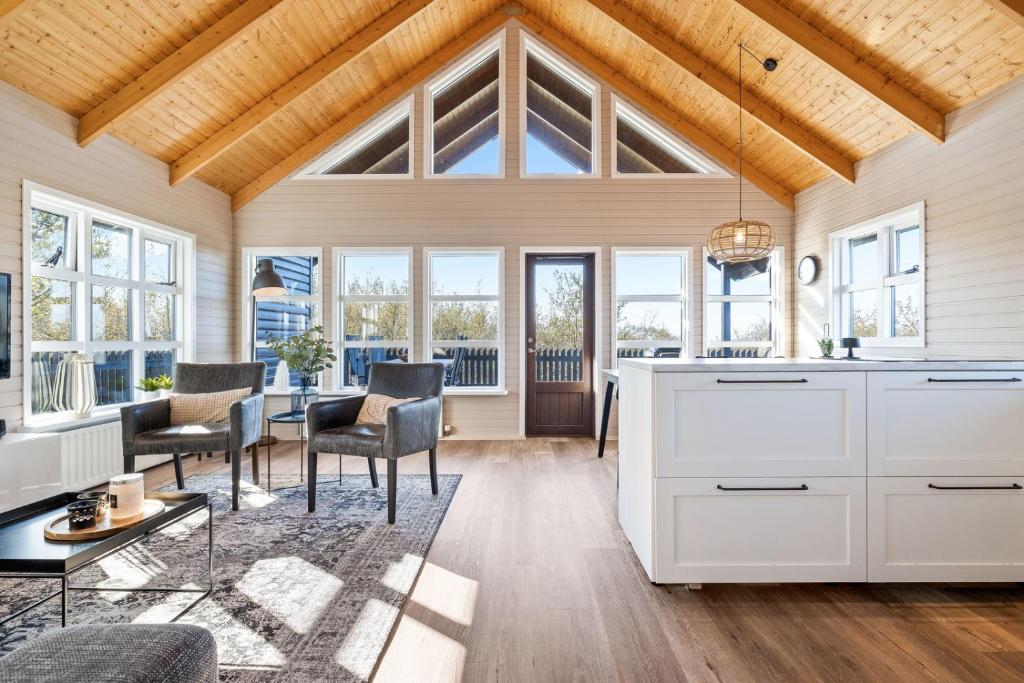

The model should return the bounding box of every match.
[299,97,412,177]
[612,98,727,177]
[522,36,598,176]
[426,35,503,176]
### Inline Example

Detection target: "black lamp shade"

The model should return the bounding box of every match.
[252,259,287,296]
[840,337,861,349]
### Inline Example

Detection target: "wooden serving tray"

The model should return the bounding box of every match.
[44,500,166,541]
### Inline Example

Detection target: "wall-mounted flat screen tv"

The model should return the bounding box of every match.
[0,273,10,379]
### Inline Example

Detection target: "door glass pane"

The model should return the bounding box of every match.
[705,256,770,296]
[343,302,408,341]
[534,262,584,382]
[848,290,878,337]
[430,301,498,341]
[895,226,920,274]
[343,254,409,295]
[94,350,132,406]
[848,234,878,283]
[145,292,174,341]
[431,49,500,175]
[430,254,499,295]
[91,222,132,280]
[145,239,174,284]
[91,285,130,341]
[31,277,75,341]
[341,347,409,387]
[432,346,498,387]
[31,208,71,268]
[616,302,682,342]
[892,283,920,337]
[616,254,682,295]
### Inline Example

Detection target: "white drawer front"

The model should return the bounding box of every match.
[867,371,1024,476]
[654,477,866,584]
[655,372,866,477]
[868,477,1024,582]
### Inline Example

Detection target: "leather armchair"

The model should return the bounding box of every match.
[306,362,444,523]
[120,362,266,511]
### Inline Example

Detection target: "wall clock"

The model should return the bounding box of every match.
[797,255,819,285]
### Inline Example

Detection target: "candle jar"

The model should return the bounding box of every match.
[77,491,110,519]
[67,500,98,530]
[108,473,145,519]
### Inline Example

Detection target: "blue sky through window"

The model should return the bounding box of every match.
[446,137,500,174]
[526,134,582,174]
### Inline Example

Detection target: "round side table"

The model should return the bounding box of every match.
[264,411,306,491]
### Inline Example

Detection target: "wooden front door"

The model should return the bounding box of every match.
[525,253,595,436]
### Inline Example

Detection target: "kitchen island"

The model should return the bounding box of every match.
[617,357,1024,585]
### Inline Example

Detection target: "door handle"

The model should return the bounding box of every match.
[528,348,535,354]
[927,483,1022,490]
[716,484,809,492]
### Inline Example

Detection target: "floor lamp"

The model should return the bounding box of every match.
[251,259,287,446]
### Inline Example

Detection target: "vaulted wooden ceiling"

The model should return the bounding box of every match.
[1,0,1022,212]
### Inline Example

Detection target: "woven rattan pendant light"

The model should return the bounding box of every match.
[706,45,776,264]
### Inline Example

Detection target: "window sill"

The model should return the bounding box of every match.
[20,410,121,433]
[442,388,508,396]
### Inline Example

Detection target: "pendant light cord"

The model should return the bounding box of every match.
[738,43,743,221]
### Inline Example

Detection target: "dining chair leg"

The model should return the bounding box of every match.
[386,459,397,524]
[230,448,241,511]
[428,448,438,495]
[307,450,318,512]
[172,454,184,490]
[367,457,379,488]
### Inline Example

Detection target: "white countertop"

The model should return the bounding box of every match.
[616,357,1024,372]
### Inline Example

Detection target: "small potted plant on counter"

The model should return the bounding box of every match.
[155,374,173,397]
[266,325,336,414]
[137,376,162,401]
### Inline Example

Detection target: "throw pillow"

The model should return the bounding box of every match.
[356,393,419,425]
[169,387,252,425]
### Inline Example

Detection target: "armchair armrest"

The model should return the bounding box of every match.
[306,395,365,438]
[120,400,171,454]
[229,393,264,450]
[384,396,441,458]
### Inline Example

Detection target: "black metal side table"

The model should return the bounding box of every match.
[264,411,307,491]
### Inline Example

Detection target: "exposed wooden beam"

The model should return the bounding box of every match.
[517,13,795,211]
[983,0,1024,28]
[77,0,287,147]
[587,0,855,184]
[170,0,434,186]
[729,0,945,144]
[232,11,509,211]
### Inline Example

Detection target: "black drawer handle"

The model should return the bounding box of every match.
[716,379,808,384]
[717,484,809,492]
[928,483,1022,490]
[927,378,1021,383]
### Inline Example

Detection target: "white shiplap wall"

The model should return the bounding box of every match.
[793,76,1024,360]
[235,25,794,440]
[0,82,235,427]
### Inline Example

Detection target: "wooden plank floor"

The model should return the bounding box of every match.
[143,439,1024,682]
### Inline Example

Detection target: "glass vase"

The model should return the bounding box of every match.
[291,374,318,415]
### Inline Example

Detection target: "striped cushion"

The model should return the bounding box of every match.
[356,393,418,425]
[169,387,251,425]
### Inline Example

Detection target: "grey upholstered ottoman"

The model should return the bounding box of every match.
[0,623,217,682]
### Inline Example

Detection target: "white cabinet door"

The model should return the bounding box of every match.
[653,477,867,584]
[867,371,1024,476]
[654,372,866,477]
[868,477,1024,582]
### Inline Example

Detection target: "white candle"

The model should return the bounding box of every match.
[108,473,145,519]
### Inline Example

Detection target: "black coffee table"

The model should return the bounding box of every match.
[0,491,212,628]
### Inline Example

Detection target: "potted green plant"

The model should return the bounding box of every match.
[137,376,162,401]
[265,325,336,413]
[154,374,173,397]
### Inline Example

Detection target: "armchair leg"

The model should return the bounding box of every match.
[428,448,438,495]
[207,451,213,460]
[230,448,241,511]
[367,457,379,488]
[224,450,230,463]
[307,451,318,513]
[123,453,135,475]
[386,459,397,524]
[172,454,184,490]
[250,444,259,483]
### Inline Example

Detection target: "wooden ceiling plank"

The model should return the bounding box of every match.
[170,0,435,186]
[586,0,855,184]
[982,0,1024,28]
[516,13,795,211]
[76,0,288,147]
[729,0,945,143]
[0,0,32,28]
[231,11,510,211]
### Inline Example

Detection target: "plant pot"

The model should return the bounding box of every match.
[159,389,172,398]
[140,390,160,401]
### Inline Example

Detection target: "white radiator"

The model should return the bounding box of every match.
[60,421,124,491]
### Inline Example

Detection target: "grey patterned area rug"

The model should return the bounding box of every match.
[0,473,461,681]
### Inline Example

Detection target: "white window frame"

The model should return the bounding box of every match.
[241,247,323,395]
[611,247,692,366]
[828,202,925,348]
[702,247,785,357]
[519,34,600,179]
[23,181,195,425]
[611,97,729,179]
[424,32,506,179]
[333,247,414,391]
[423,247,506,394]
[296,96,414,179]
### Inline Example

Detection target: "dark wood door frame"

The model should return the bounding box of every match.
[524,252,596,437]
